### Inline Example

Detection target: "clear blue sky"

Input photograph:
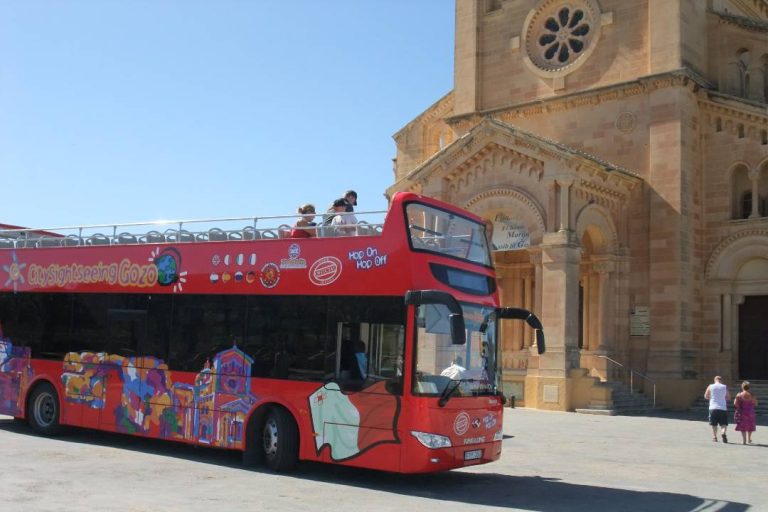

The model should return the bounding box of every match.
[0,1,454,229]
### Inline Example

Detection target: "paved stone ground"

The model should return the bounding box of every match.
[0,408,764,512]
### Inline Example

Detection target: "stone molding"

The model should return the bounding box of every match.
[444,142,544,192]
[464,187,547,237]
[573,180,631,209]
[574,203,619,254]
[704,228,768,279]
[701,96,768,141]
[387,118,641,200]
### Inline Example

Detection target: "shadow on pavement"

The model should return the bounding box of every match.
[632,409,768,427]
[0,418,749,512]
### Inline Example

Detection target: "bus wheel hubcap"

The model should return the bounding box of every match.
[35,394,55,426]
[263,418,278,457]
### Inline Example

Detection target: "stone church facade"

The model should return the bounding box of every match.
[387,0,768,411]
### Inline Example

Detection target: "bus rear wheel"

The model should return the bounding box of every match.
[27,382,62,436]
[261,408,298,471]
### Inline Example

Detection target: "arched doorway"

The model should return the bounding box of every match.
[464,187,546,403]
[705,232,768,380]
[737,258,768,379]
[739,295,768,379]
[575,204,621,381]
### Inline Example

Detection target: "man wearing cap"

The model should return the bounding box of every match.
[323,190,359,226]
[329,198,357,236]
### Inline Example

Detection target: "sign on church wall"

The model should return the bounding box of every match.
[486,211,530,251]
[630,306,650,336]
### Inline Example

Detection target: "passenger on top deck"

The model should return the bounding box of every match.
[290,204,317,238]
[329,198,357,236]
[322,189,358,226]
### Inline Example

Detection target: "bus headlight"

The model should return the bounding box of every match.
[493,429,504,441]
[410,431,452,449]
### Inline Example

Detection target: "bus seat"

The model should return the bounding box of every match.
[116,232,138,244]
[176,230,195,243]
[242,226,260,240]
[260,230,278,239]
[37,236,62,247]
[208,228,228,241]
[277,224,291,239]
[87,233,111,246]
[140,230,166,244]
[61,235,82,247]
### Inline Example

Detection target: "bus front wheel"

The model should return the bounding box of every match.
[261,407,298,471]
[27,382,62,436]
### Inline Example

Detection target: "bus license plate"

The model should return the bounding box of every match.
[464,449,482,461]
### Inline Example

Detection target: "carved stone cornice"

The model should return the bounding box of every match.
[443,142,544,184]
[445,69,710,125]
[710,9,768,32]
[699,94,768,138]
[387,117,642,198]
[573,180,629,210]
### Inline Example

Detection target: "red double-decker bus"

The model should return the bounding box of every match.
[0,192,543,473]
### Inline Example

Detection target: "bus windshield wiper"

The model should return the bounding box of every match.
[438,379,461,407]
[438,378,478,407]
[409,224,444,237]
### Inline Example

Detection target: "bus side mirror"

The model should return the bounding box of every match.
[449,314,466,345]
[497,307,545,354]
[405,289,466,345]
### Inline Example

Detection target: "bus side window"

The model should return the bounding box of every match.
[70,294,110,355]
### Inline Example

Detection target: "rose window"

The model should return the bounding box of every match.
[523,0,602,78]
[538,7,590,64]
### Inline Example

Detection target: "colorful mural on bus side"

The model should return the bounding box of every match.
[0,330,32,417]
[61,345,258,448]
[1,332,401,461]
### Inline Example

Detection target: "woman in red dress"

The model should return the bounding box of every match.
[734,381,758,445]
[290,204,317,238]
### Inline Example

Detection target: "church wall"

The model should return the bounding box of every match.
[680,0,709,77]
[699,104,768,379]
[471,0,649,112]
[502,93,651,179]
[708,20,768,101]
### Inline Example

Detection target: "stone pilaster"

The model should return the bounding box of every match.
[525,230,582,411]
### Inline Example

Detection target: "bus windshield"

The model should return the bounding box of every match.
[405,203,492,267]
[412,302,498,397]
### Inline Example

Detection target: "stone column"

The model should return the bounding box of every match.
[538,231,581,374]
[557,178,574,231]
[582,273,593,350]
[589,271,601,351]
[749,169,760,218]
[594,260,616,352]
[722,293,732,353]
[731,295,745,380]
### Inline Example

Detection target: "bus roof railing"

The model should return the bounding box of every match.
[0,210,387,248]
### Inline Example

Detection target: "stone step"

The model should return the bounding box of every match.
[575,408,616,416]
[576,380,655,416]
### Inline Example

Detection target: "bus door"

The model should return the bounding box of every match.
[100,305,146,430]
[311,321,404,465]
